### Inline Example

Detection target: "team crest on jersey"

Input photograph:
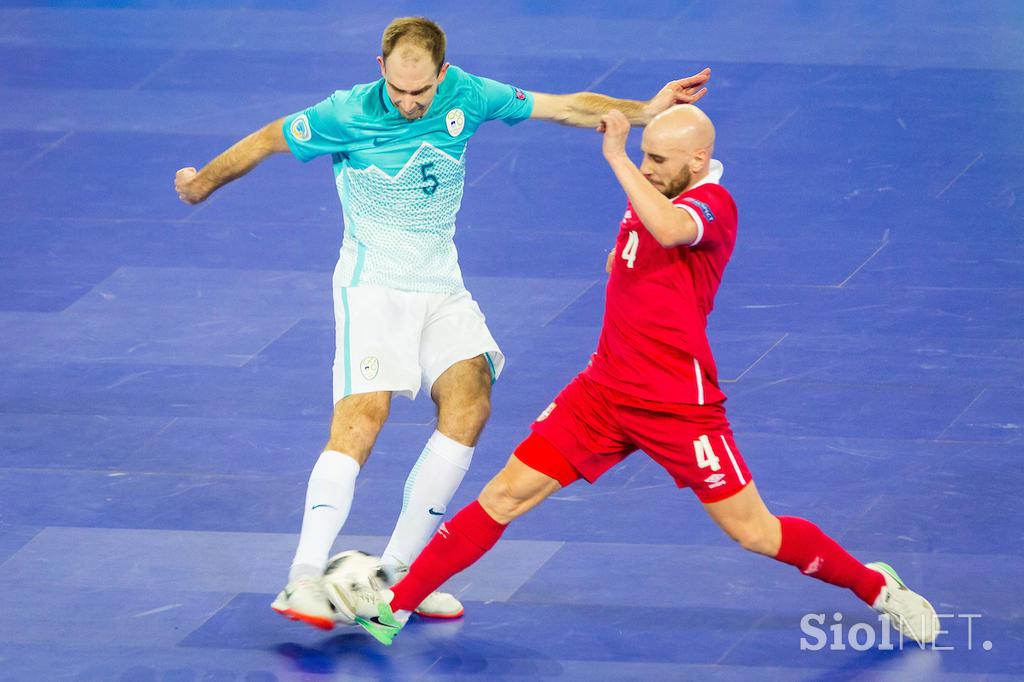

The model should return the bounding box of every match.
[445,108,465,137]
[290,114,312,142]
[360,356,379,381]
[683,197,715,222]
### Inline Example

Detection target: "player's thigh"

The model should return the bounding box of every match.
[530,375,636,485]
[625,402,753,503]
[419,289,504,395]
[333,285,427,403]
[326,390,393,463]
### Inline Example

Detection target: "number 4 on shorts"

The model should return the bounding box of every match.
[693,434,721,471]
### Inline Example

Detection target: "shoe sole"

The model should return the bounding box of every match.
[271,604,335,631]
[414,606,465,620]
[354,616,398,646]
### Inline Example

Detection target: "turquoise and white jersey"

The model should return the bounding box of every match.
[282,66,534,293]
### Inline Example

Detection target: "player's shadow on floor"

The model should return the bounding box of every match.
[275,619,565,678]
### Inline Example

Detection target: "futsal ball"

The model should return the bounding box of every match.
[323,550,388,622]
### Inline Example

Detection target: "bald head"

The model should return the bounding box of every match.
[648,104,715,150]
[639,105,716,197]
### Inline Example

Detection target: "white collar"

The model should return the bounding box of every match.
[687,159,724,190]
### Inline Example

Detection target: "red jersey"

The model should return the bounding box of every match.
[583,164,738,405]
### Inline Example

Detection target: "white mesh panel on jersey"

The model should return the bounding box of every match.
[336,143,467,293]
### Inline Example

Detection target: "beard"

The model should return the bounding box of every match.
[659,165,693,198]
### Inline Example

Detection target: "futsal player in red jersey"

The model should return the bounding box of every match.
[346,104,939,646]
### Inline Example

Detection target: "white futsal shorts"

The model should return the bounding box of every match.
[332,285,505,403]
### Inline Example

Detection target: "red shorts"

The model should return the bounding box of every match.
[519,374,752,503]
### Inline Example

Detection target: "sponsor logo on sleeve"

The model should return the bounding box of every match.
[289,114,312,142]
[445,108,465,137]
[683,197,715,222]
[514,87,526,100]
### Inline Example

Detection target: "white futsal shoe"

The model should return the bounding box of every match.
[384,563,465,619]
[271,575,338,631]
[867,561,939,644]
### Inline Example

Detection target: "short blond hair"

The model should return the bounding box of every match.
[381,17,446,71]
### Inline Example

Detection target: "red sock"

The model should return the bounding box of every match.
[390,500,507,613]
[774,516,886,606]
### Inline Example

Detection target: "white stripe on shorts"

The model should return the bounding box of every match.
[720,435,746,485]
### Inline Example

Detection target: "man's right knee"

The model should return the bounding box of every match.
[477,456,562,524]
[325,394,391,460]
[478,474,531,524]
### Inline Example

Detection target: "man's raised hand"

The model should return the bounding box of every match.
[644,68,711,122]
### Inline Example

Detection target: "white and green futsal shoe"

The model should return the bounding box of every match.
[867,561,939,644]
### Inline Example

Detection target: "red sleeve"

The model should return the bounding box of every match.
[673,185,736,249]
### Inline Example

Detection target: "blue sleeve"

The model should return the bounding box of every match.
[472,75,535,126]
[282,90,355,162]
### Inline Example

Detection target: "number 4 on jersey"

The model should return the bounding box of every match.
[621,230,639,269]
[693,435,721,471]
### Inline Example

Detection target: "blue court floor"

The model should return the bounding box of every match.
[1,1,1022,680]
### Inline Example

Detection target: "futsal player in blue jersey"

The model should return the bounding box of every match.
[174,16,711,630]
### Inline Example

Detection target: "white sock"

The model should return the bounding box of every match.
[381,430,474,569]
[289,450,360,581]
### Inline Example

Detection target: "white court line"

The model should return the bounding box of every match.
[468,148,518,188]
[585,58,625,91]
[756,107,800,147]
[935,389,986,441]
[935,153,983,199]
[835,228,890,288]
[132,603,183,618]
[23,131,74,169]
[542,279,599,327]
[721,332,790,383]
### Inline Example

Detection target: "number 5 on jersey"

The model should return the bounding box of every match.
[621,230,639,269]
[420,162,439,196]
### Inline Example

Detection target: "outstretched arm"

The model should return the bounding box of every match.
[529,68,710,128]
[600,110,698,248]
[174,117,290,204]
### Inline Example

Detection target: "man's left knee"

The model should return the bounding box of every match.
[730,518,781,556]
[436,364,491,416]
[439,391,491,432]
